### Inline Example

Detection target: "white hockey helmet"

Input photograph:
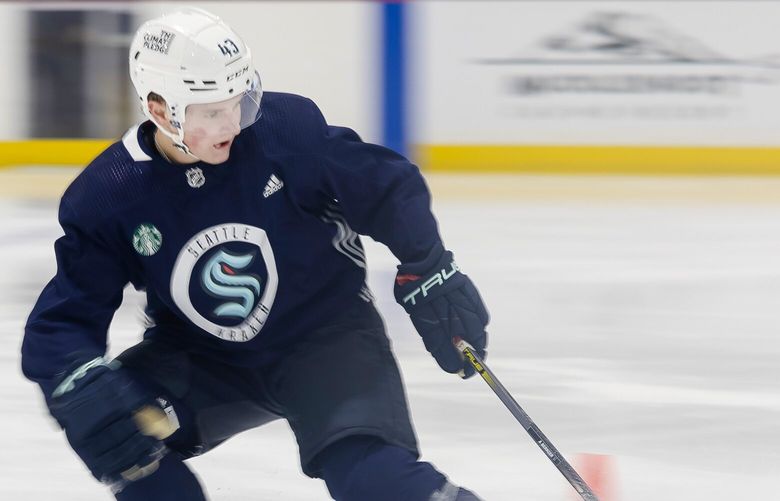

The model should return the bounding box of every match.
[129,8,262,154]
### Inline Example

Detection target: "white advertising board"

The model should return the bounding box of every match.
[412,1,780,147]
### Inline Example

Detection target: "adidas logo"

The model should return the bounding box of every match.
[263,174,284,198]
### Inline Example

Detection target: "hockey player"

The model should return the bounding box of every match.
[21,8,489,501]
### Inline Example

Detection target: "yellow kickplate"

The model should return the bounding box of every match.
[0,140,111,167]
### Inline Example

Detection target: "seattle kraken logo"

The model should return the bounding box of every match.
[201,250,262,319]
[171,223,278,342]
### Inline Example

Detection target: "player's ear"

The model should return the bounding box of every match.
[146,93,168,124]
[147,92,175,133]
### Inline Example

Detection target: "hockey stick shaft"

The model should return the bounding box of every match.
[454,338,600,501]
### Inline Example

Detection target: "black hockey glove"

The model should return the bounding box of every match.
[47,357,168,488]
[394,248,489,378]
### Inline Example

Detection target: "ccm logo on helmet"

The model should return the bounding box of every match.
[227,65,250,82]
[402,260,459,306]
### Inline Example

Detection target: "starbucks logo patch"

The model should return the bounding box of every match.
[133,223,163,256]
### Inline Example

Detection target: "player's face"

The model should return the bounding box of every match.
[184,95,243,164]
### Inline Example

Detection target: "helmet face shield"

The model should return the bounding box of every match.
[183,71,263,136]
[238,70,263,130]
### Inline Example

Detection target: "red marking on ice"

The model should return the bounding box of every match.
[570,453,619,501]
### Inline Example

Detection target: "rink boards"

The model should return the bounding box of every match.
[5,2,780,174]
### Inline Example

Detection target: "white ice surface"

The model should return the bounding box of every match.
[1,176,778,500]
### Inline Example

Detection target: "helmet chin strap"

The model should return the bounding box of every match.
[148,113,201,162]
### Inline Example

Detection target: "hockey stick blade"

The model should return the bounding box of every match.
[453,337,600,501]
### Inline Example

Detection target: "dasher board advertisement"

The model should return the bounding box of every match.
[413,1,780,148]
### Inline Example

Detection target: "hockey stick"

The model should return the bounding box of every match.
[454,337,600,501]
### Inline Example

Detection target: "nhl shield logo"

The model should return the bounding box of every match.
[186,167,205,188]
[133,223,162,256]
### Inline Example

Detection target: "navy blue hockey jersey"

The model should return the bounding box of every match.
[22,92,443,391]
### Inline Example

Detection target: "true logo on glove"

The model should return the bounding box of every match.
[401,260,459,306]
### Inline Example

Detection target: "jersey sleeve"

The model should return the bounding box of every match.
[22,197,129,396]
[295,98,444,264]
